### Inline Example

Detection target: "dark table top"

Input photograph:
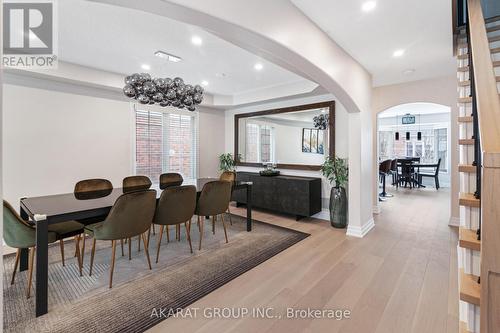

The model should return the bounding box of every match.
[20,178,251,221]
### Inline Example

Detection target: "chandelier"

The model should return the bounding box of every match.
[123,73,204,111]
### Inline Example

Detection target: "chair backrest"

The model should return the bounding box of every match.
[435,158,442,176]
[219,171,236,182]
[390,159,398,172]
[196,181,232,216]
[95,190,157,240]
[379,159,392,173]
[74,179,113,193]
[123,175,152,192]
[3,200,36,248]
[159,173,183,189]
[154,185,196,226]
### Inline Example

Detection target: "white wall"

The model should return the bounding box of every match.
[2,84,224,206]
[224,93,349,211]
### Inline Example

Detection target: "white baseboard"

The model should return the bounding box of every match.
[312,209,330,221]
[346,218,375,238]
[373,205,381,214]
[449,216,461,227]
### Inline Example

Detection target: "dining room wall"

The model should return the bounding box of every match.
[1,83,225,206]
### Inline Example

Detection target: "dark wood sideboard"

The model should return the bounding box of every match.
[232,172,322,220]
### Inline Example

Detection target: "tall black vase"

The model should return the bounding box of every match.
[329,186,348,228]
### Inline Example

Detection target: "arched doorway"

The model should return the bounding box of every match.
[376,102,451,203]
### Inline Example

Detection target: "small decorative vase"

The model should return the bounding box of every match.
[330,186,347,228]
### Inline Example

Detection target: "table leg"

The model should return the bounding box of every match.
[19,205,30,271]
[246,185,252,232]
[35,217,49,317]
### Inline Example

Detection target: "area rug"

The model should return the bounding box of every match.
[3,214,309,332]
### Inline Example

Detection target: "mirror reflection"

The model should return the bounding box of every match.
[237,107,330,166]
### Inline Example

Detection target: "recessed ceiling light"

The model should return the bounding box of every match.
[141,64,151,71]
[191,36,203,46]
[361,1,376,12]
[393,49,405,57]
[154,51,182,63]
[254,63,263,71]
[403,69,416,75]
[215,73,227,78]
[201,80,209,86]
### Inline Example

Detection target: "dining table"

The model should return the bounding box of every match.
[18,178,253,317]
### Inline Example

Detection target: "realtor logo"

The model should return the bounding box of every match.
[2,0,57,68]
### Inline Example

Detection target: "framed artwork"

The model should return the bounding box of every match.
[302,128,324,154]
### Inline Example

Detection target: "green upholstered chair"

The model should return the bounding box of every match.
[195,181,232,250]
[75,179,114,262]
[153,185,196,263]
[3,200,84,297]
[85,189,156,288]
[123,175,152,192]
[219,171,236,225]
[159,173,183,189]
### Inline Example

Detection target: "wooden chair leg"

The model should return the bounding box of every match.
[185,222,193,253]
[227,205,233,225]
[120,239,124,257]
[137,235,141,252]
[89,238,96,276]
[221,214,229,244]
[166,225,170,243]
[141,234,152,270]
[109,240,116,289]
[198,216,204,251]
[212,216,216,235]
[81,234,86,264]
[155,225,164,264]
[152,224,156,235]
[59,239,65,267]
[128,238,132,260]
[11,249,20,285]
[75,235,83,277]
[147,227,151,248]
[27,247,35,299]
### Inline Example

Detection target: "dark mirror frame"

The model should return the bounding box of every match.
[234,101,335,171]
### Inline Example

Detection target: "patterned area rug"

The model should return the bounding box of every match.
[3,214,309,332]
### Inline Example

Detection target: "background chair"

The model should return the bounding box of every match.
[123,175,152,192]
[85,189,156,288]
[418,158,442,189]
[378,159,393,199]
[389,159,398,188]
[219,171,236,225]
[195,181,232,250]
[4,200,84,297]
[159,173,183,189]
[153,185,196,263]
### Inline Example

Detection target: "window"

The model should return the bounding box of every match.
[245,122,274,163]
[135,108,197,182]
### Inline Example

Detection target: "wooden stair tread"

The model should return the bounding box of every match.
[458,97,472,103]
[459,138,475,145]
[458,66,469,72]
[458,116,473,123]
[459,269,480,306]
[458,80,470,87]
[459,227,481,251]
[457,53,468,60]
[459,192,480,207]
[492,47,500,54]
[460,321,472,333]
[458,164,476,173]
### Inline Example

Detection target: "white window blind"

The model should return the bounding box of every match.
[135,108,197,183]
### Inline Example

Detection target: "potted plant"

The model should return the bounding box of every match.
[321,156,348,228]
[219,153,237,172]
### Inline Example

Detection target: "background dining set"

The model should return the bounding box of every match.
[3,171,238,302]
[379,157,442,199]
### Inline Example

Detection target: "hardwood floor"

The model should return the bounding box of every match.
[147,187,458,333]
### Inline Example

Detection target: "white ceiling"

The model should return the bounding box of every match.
[58,0,312,96]
[378,102,450,118]
[292,0,456,86]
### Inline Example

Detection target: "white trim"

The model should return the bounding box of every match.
[312,209,330,221]
[346,218,375,238]
[449,216,461,227]
[373,205,381,214]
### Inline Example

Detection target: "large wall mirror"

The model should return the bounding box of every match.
[235,101,335,170]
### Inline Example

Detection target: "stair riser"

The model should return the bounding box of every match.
[459,144,474,167]
[459,121,473,141]
[459,301,480,333]
[458,103,472,118]
[458,246,481,277]
[460,172,477,195]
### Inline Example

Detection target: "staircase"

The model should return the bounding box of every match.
[456,7,500,333]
